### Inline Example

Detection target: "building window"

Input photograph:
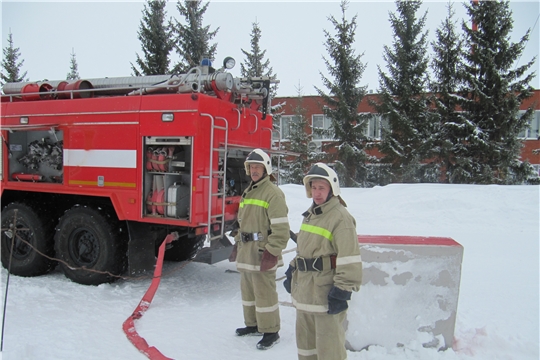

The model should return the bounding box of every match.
[312,114,334,141]
[273,115,300,141]
[362,114,389,140]
[518,110,540,139]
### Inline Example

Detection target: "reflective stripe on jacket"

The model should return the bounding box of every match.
[291,196,362,313]
[235,176,290,272]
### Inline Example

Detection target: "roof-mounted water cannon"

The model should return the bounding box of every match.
[233,76,279,120]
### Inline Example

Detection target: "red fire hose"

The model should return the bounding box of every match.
[123,232,179,360]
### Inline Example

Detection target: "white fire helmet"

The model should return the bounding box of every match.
[303,163,341,199]
[244,149,272,176]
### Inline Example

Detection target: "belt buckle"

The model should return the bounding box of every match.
[312,257,323,272]
[297,257,307,272]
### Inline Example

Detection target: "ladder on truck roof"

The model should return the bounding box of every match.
[200,113,229,241]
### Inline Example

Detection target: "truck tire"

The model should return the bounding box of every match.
[54,206,126,285]
[1,202,56,276]
[164,234,205,262]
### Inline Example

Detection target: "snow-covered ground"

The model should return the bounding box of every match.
[0,184,538,360]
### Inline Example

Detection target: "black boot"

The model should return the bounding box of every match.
[256,332,280,350]
[235,326,262,336]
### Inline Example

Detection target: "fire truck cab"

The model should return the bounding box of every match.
[0,58,277,285]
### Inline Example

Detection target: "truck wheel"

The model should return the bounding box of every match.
[1,202,56,276]
[164,234,204,261]
[54,206,126,285]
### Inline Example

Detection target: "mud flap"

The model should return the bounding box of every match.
[126,221,157,276]
[193,235,234,264]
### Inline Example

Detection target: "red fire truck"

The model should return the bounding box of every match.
[0,58,277,285]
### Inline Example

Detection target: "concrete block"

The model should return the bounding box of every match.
[346,235,464,351]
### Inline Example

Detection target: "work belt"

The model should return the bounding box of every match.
[296,255,337,272]
[241,230,271,242]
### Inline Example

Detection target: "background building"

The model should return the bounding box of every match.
[273,90,540,177]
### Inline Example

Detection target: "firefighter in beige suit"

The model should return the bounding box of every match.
[229,149,290,350]
[284,163,362,360]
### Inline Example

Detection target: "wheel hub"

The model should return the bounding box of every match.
[69,229,100,266]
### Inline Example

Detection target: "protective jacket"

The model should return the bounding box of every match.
[291,196,362,313]
[235,175,290,272]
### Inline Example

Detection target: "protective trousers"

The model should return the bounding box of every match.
[240,270,280,333]
[296,310,347,360]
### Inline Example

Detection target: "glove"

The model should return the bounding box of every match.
[283,265,295,293]
[228,243,238,262]
[327,286,351,315]
[260,249,278,272]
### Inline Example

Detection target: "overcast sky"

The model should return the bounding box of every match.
[1,0,538,97]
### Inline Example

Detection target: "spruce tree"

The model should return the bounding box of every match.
[170,0,218,74]
[430,2,465,183]
[456,0,537,184]
[241,21,274,79]
[1,31,27,85]
[281,83,315,185]
[372,0,436,183]
[66,48,80,80]
[132,0,173,76]
[315,0,370,187]
[240,20,278,119]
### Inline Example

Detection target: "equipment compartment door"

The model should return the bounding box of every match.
[7,129,64,184]
[143,136,192,220]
